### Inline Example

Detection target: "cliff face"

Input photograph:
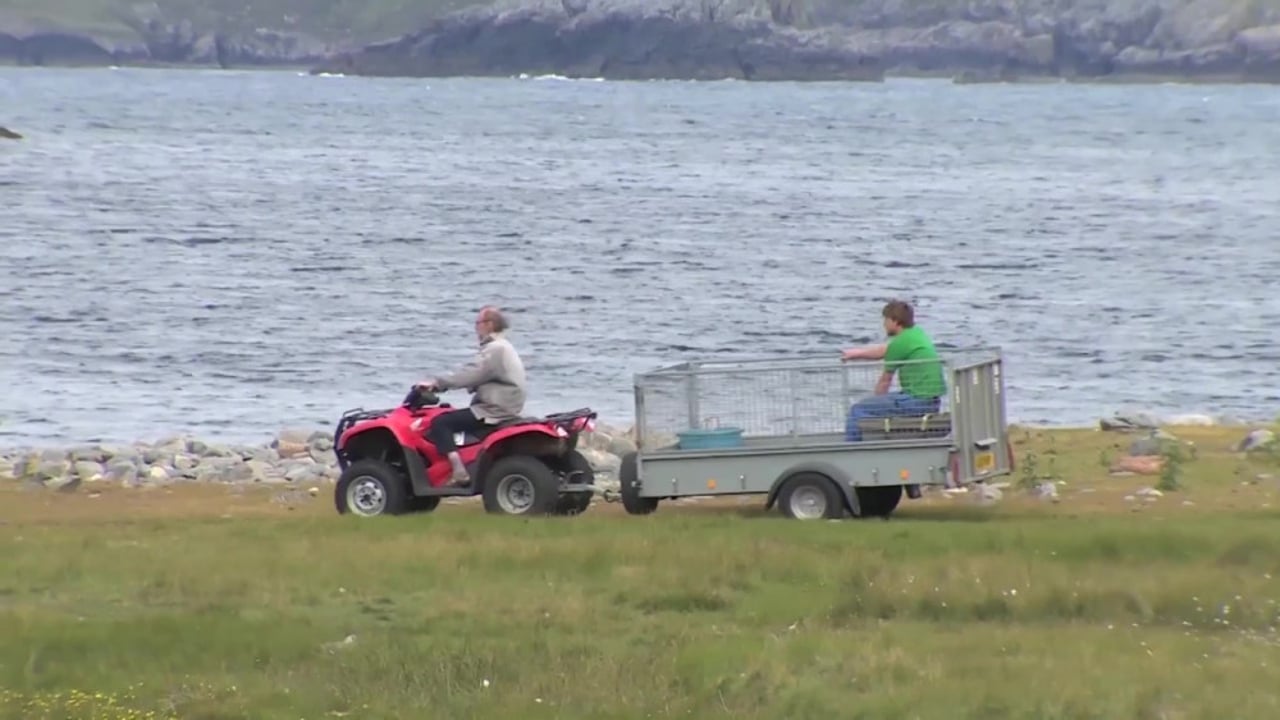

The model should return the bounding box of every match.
[0,6,342,68]
[3,0,1279,81]
[313,0,1280,82]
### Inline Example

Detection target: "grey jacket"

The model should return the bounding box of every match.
[437,332,527,423]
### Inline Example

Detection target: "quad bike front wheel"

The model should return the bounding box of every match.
[335,459,410,517]
[481,455,560,516]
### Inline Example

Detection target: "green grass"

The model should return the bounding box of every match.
[1,423,1279,719]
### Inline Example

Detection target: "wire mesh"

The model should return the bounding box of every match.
[635,350,999,449]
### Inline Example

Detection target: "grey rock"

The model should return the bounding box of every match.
[32,460,70,483]
[275,428,313,446]
[308,444,334,465]
[46,474,81,492]
[283,461,323,484]
[1034,481,1058,500]
[607,435,638,458]
[40,448,68,463]
[1237,429,1276,453]
[73,461,104,481]
[200,457,253,484]
[145,465,172,483]
[974,483,1003,505]
[579,447,622,475]
[1101,412,1159,432]
[245,459,275,483]
[105,458,139,481]
[69,445,110,463]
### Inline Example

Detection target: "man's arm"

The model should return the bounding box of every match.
[435,345,499,390]
[874,370,894,395]
[841,343,887,362]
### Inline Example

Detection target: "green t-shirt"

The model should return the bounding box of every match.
[884,326,946,399]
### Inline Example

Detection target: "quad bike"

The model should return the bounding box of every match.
[332,386,599,518]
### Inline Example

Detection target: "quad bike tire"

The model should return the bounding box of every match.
[335,459,410,517]
[481,455,561,516]
[553,450,595,516]
[619,452,658,516]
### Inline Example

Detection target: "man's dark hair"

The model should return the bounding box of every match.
[480,305,509,332]
[882,300,915,328]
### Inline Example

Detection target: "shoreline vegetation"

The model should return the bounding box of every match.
[2,0,1279,85]
[2,417,1278,718]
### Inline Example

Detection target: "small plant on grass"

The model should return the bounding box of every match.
[1018,450,1040,491]
[1157,440,1187,492]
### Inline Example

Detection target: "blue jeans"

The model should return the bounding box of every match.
[845,392,942,441]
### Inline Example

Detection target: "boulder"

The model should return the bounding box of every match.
[1237,429,1276,453]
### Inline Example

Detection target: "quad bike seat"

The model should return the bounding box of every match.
[452,416,545,447]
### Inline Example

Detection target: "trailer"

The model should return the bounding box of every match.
[618,348,1013,519]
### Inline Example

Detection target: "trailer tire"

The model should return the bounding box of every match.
[855,485,903,518]
[619,452,658,516]
[777,472,844,520]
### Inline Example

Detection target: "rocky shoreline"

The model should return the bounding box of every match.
[4,0,1279,83]
[2,413,1273,500]
[0,425,633,494]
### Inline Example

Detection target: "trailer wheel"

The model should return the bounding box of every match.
[856,485,903,518]
[777,472,844,520]
[619,452,658,515]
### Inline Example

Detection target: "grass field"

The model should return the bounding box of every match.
[1,423,1278,719]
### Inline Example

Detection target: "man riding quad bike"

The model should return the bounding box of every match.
[331,307,599,517]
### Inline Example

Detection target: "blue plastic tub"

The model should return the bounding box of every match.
[677,426,744,450]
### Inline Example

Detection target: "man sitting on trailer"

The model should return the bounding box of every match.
[840,299,947,441]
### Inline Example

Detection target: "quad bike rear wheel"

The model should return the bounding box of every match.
[553,450,595,516]
[335,459,410,517]
[481,455,560,516]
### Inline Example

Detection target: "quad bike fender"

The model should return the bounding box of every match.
[338,419,419,455]
[470,425,570,489]
[337,422,432,496]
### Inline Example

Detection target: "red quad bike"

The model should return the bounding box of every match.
[332,386,600,518]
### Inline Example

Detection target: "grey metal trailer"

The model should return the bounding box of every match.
[618,348,1013,519]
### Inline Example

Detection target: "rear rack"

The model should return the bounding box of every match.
[544,407,597,424]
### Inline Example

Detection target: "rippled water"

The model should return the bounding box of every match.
[2,67,1279,447]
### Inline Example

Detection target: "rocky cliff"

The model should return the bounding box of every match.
[0,6,341,68]
[3,0,1279,81]
[314,0,1280,82]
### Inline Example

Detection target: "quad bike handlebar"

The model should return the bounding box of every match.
[403,385,442,409]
